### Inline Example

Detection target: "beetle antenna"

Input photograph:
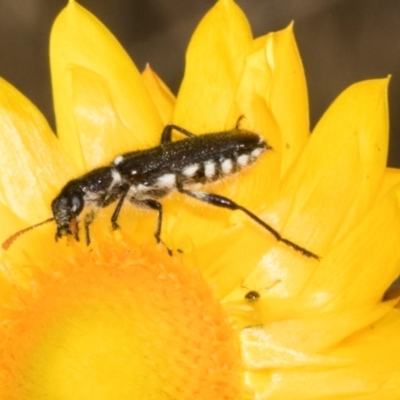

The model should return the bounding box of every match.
[2,218,54,250]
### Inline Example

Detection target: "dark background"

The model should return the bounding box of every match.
[0,0,399,167]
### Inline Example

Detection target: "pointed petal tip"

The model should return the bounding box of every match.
[174,0,252,130]
[354,76,390,92]
[219,0,235,6]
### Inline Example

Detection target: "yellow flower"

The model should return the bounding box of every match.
[1,0,400,399]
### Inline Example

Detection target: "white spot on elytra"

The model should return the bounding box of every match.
[111,169,121,185]
[237,154,249,167]
[221,158,233,174]
[113,155,124,165]
[204,161,216,178]
[182,164,199,177]
[251,148,263,158]
[157,173,176,188]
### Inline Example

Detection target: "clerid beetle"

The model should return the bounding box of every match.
[3,119,319,260]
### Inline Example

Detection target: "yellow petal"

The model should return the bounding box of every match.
[328,309,400,399]
[0,78,71,223]
[68,66,144,168]
[376,167,400,201]
[141,65,175,125]
[273,79,389,254]
[174,0,252,131]
[241,302,393,362]
[253,24,309,176]
[0,204,29,258]
[50,1,162,170]
[244,311,400,399]
[233,55,281,210]
[303,182,400,309]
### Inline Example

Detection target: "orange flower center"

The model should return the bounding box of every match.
[0,238,241,400]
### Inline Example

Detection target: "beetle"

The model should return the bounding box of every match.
[244,290,261,301]
[242,279,282,301]
[3,120,318,259]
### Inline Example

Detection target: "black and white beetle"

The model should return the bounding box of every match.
[3,121,318,259]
